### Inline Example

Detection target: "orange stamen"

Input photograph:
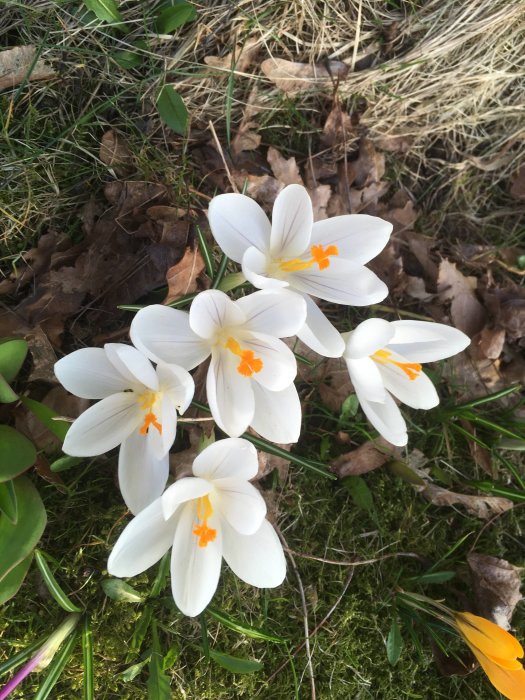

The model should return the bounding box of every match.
[279,243,339,273]
[137,390,163,435]
[225,337,263,377]
[192,495,217,547]
[371,348,422,380]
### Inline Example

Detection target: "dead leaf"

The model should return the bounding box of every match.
[261,58,348,94]
[255,444,291,482]
[373,133,414,154]
[330,437,398,478]
[231,121,261,155]
[430,638,475,677]
[309,184,332,221]
[416,483,513,519]
[347,139,385,189]
[267,147,303,186]
[459,419,494,476]
[0,45,56,91]
[467,554,522,630]
[204,38,260,74]
[437,260,486,337]
[163,246,205,305]
[321,101,356,147]
[318,358,355,413]
[25,325,58,383]
[477,326,506,360]
[233,173,283,210]
[510,165,525,200]
[99,130,134,176]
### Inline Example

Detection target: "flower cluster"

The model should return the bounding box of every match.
[55,184,470,618]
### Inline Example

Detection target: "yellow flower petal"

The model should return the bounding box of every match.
[466,642,525,700]
[455,612,524,663]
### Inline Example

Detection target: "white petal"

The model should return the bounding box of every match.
[358,393,408,446]
[311,215,392,264]
[239,333,296,391]
[288,257,388,306]
[236,288,306,337]
[105,343,158,391]
[170,501,223,616]
[345,357,386,403]
[207,351,255,438]
[192,438,258,481]
[207,193,271,262]
[156,362,194,413]
[344,318,395,360]
[378,357,439,410]
[118,432,169,515]
[107,499,175,578]
[242,247,289,290]
[162,477,211,519]
[62,393,141,456]
[250,382,301,443]
[155,393,178,458]
[211,478,266,535]
[270,185,313,258]
[387,321,471,362]
[130,305,210,370]
[222,518,286,588]
[295,293,345,358]
[189,290,245,339]
[55,348,130,399]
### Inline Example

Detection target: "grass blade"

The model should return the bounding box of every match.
[207,607,285,643]
[34,550,82,613]
[195,225,215,278]
[82,617,94,700]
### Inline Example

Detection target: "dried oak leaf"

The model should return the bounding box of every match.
[467,553,522,630]
[163,245,206,305]
[99,130,134,176]
[415,483,513,519]
[267,146,303,186]
[330,437,398,478]
[476,326,506,361]
[204,38,260,74]
[437,259,487,337]
[255,444,291,483]
[0,45,56,90]
[261,58,348,94]
[321,101,356,148]
[231,121,261,156]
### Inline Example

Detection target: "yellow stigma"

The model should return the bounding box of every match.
[193,495,217,548]
[279,243,339,272]
[137,390,162,435]
[225,337,263,377]
[371,349,422,381]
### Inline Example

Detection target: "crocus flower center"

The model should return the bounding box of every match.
[371,348,422,380]
[279,244,339,272]
[225,337,263,377]
[192,495,217,547]
[137,390,163,435]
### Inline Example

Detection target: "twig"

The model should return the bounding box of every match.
[208,120,238,193]
[284,547,423,567]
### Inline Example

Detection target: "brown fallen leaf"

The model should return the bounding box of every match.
[430,638,475,677]
[459,418,494,476]
[231,121,261,156]
[309,184,332,222]
[99,130,134,176]
[476,325,506,361]
[467,553,522,630]
[233,173,283,211]
[0,45,56,91]
[330,437,398,478]
[510,164,525,200]
[416,483,513,519]
[267,146,303,186]
[255,444,291,483]
[163,245,206,305]
[261,58,348,94]
[204,38,260,74]
[321,100,356,148]
[437,259,487,337]
[347,138,385,189]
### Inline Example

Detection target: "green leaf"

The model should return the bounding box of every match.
[0,374,18,403]
[412,570,456,585]
[20,396,70,442]
[209,649,262,674]
[118,658,149,682]
[33,631,78,700]
[82,617,94,700]
[0,338,28,382]
[82,0,123,24]
[155,3,196,33]
[207,607,285,643]
[101,578,143,603]
[34,550,82,613]
[0,553,33,605]
[0,425,37,482]
[0,476,46,584]
[343,476,378,524]
[49,455,84,473]
[386,620,403,666]
[0,479,18,524]
[162,644,179,671]
[340,394,359,420]
[148,621,171,700]
[112,49,142,69]
[127,606,153,662]
[157,85,188,135]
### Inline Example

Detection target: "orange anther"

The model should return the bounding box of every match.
[372,348,422,381]
[225,337,263,377]
[139,411,163,435]
[279,243,339,273]
[192,495,217,548]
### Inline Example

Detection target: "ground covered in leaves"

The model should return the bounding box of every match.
[1,1,524,698]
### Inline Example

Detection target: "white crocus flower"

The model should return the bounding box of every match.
[55,343,194,514]
[207,184,392,357]
[108,438,286,617]
[131,288,307,443]
[342,319,470,446]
